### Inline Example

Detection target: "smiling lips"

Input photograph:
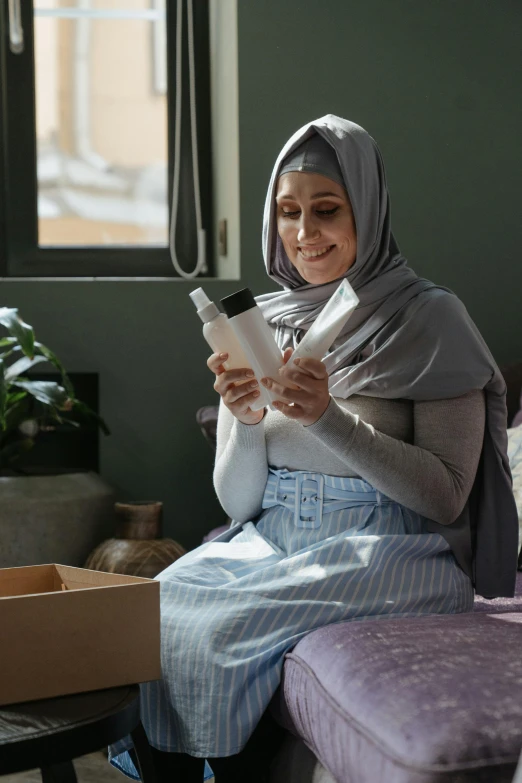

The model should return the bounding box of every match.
[299,245,335,259]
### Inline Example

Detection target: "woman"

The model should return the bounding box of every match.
[110,115,517,782]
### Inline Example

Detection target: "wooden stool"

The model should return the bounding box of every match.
[0,685,155,782]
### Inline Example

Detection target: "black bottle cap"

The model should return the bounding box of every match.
[220,288,257,318]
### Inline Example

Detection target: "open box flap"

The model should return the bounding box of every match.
[0,563,155,597]
[0,564,57,597]
[54,564,155,588]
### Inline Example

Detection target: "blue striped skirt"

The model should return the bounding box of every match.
[109,468,473,778]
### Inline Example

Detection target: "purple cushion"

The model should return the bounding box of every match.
[276,580,522,782]
[196,405,219,451]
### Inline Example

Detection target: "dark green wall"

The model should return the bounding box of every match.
[1,1,520,549]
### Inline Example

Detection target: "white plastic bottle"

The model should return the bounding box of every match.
[220,288,283,412]
[189,288,271,408]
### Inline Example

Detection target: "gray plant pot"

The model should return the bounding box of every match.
[0,471,116,569]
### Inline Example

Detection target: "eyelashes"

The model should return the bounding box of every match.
[280,207,339,219]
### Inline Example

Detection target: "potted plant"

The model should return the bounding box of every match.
[0,307,115,568]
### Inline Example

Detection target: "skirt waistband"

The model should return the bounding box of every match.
[262,468,395,530]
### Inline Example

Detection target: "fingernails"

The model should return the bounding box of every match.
[246,370,254,378]
[253,390,260,397]
[250,381,258,389]
[219,353,228,360]
[261,378,271,387]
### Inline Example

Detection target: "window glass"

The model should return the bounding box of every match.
[34,0,168,247]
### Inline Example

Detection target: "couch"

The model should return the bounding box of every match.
[197,360,522,783]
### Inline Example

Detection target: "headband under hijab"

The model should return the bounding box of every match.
[278,133,346,191]
[255,114,517,599]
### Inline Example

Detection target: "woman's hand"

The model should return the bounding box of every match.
[207,352,265,425]
[261,347,331,426]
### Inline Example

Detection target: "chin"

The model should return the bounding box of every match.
[301,273,337,285]
[298,265,350,286]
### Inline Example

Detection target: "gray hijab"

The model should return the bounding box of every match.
[256,114,517,599]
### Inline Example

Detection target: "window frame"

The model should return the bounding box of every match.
[0,0,213,279]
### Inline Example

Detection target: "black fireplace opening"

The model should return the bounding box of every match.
[13,372,101,474]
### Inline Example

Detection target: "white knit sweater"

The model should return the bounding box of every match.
[214,391,486,574]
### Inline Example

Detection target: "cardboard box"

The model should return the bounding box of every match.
[0,563,161,706]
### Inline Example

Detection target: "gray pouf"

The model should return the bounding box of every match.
[0,472,115,568]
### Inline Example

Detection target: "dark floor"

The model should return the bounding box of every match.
[0,750,122,782]
[0,750,216,782]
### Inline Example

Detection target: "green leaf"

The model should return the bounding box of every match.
[11,380,69,407]
[0,313,110,453]
[6,390,28,405]
[0,358,6,429]
[5,354,49,383]
[0,309,35,358]
[0,347,17,363]
[3,393,30,430]
[69,399,111,435]
[33,342,74,397]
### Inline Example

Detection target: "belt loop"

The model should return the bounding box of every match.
[274,471,281,504]
[315,474,324,527]
[294,473,303,526]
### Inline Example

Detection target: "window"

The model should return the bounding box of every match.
[0,0,214,278]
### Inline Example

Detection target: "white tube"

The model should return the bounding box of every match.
[289,279,359,366]
[221,288,283,411]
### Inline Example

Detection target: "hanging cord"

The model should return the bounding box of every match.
[8,0,24,54]
[169,0,206,279]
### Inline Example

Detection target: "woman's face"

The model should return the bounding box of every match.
[275,172,357,285]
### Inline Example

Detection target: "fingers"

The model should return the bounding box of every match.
[276,366,320,392]
[206,351,265,424]
[208,352,256,387]
[238,388,262,411]
[207,352,255,379]
[290,357,328,380]
[261,377,307,403]
[214,367,255,385]
[282,347,294,364]
[275,356,327,393]
[213,372,256,398]
[222,379,260,406]
[207,351,229,374]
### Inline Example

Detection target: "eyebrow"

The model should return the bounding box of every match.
[276,191,343,202]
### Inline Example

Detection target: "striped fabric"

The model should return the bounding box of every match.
[109,468,473,780]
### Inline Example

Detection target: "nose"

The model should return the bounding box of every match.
[297,213,321,244]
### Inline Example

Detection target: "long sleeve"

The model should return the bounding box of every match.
[305,390,486,525]
[213,400,269,522]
